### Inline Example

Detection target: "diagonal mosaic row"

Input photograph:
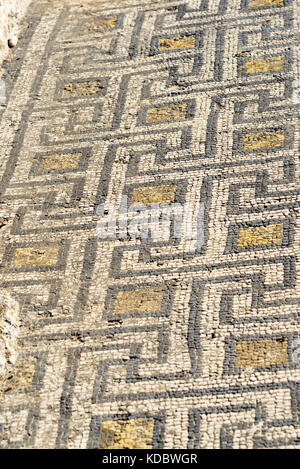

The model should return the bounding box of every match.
[0,0,299,448]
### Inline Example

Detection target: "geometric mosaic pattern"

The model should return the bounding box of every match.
[0,0,299,448]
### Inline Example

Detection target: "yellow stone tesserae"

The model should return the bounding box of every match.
[131,184,177,205]
[12,246,60,267]
[99,418,154,449]
[234,339,288,368]
[242,130,285,150]
[237,223,283,247]
[114,288,163,314]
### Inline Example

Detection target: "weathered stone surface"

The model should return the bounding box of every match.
[0,0,31,69]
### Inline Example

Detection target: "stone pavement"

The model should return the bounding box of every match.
[0,0,31,66]
[0,0,299,449]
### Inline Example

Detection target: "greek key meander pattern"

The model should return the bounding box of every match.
[0,0,299,448]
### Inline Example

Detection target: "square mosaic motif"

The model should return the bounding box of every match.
[131,184,177,205]
[248,0,284,8]
[40,152,82,171]
[63,81,103,98]
[82,15,117,34]
[146,104,188,122]
[158,35,196,51]
[12,246,60,268]
[98,418,154,449]
[244,56,284,74]
[242,131,285,150]
[237,223,283,247]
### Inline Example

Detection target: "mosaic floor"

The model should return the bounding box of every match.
[0,0,299,449]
